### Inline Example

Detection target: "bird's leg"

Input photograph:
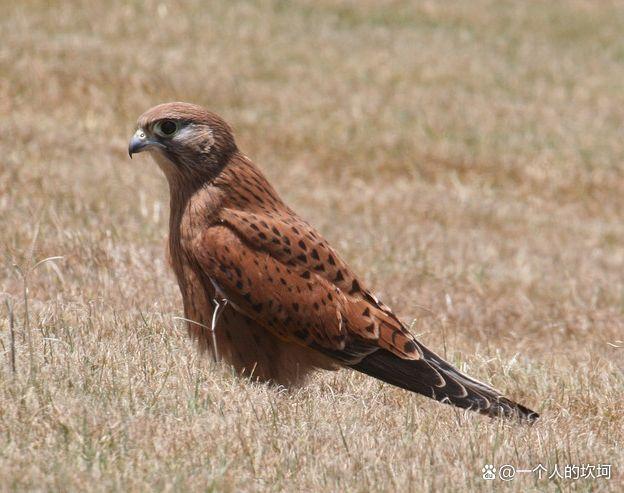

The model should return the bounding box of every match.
[210,298,229,363]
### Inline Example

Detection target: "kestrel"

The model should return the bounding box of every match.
[128,102,538,421]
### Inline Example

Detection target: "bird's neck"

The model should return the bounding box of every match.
[164,151,287,264]
[160,158,221,275]
[212,153,286,213]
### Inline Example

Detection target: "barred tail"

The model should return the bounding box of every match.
[351,346,538,421]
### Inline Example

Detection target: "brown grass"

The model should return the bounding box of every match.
[1,0,623,491]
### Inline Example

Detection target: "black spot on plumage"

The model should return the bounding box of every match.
[403,341,417,353]
[250,223,259,231]
[294,329,309,339]
[298,240,307,251]
[350,279,361,294]
[301,270,311,279]
[314,264,325,272]
[311,249,319,260]
[283,247,292,255]
[258,232,267,240]
[328,255,336,266]
[362,307,370,317]
[297,253,307,263]
[260,220,269,229]
[252,302,263,313]
[272,226,281,236]
[283,236,291,246]
[365,323,376,333]
[236,281,243,290]
[280,278,287,285]
[334,270,344,282]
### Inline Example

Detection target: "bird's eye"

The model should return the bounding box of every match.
[155,120,178,137]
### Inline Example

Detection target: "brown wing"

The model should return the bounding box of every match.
[134,103,537,420]
[221,208,388,303]
[191,222,422,362]
[195,211,538,421]
[218,208,421,352]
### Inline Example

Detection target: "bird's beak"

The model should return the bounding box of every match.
[128,129,161,158]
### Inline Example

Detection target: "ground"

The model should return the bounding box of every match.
[1,0,623,491]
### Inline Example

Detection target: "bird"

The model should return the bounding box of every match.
[128,102,538,421]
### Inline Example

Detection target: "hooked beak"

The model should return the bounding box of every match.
[128,129,162,158]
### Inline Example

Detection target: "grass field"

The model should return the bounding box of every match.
[1,0,623,491]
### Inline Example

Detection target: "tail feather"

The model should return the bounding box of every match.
[351,347,538,422]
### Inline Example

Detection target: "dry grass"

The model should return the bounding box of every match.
[1,0,623,491]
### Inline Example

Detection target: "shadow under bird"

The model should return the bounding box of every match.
[128,102,538,421]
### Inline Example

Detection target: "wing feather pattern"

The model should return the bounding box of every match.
[191,212,538,421]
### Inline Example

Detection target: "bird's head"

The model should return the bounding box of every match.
[128,102,238,182]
